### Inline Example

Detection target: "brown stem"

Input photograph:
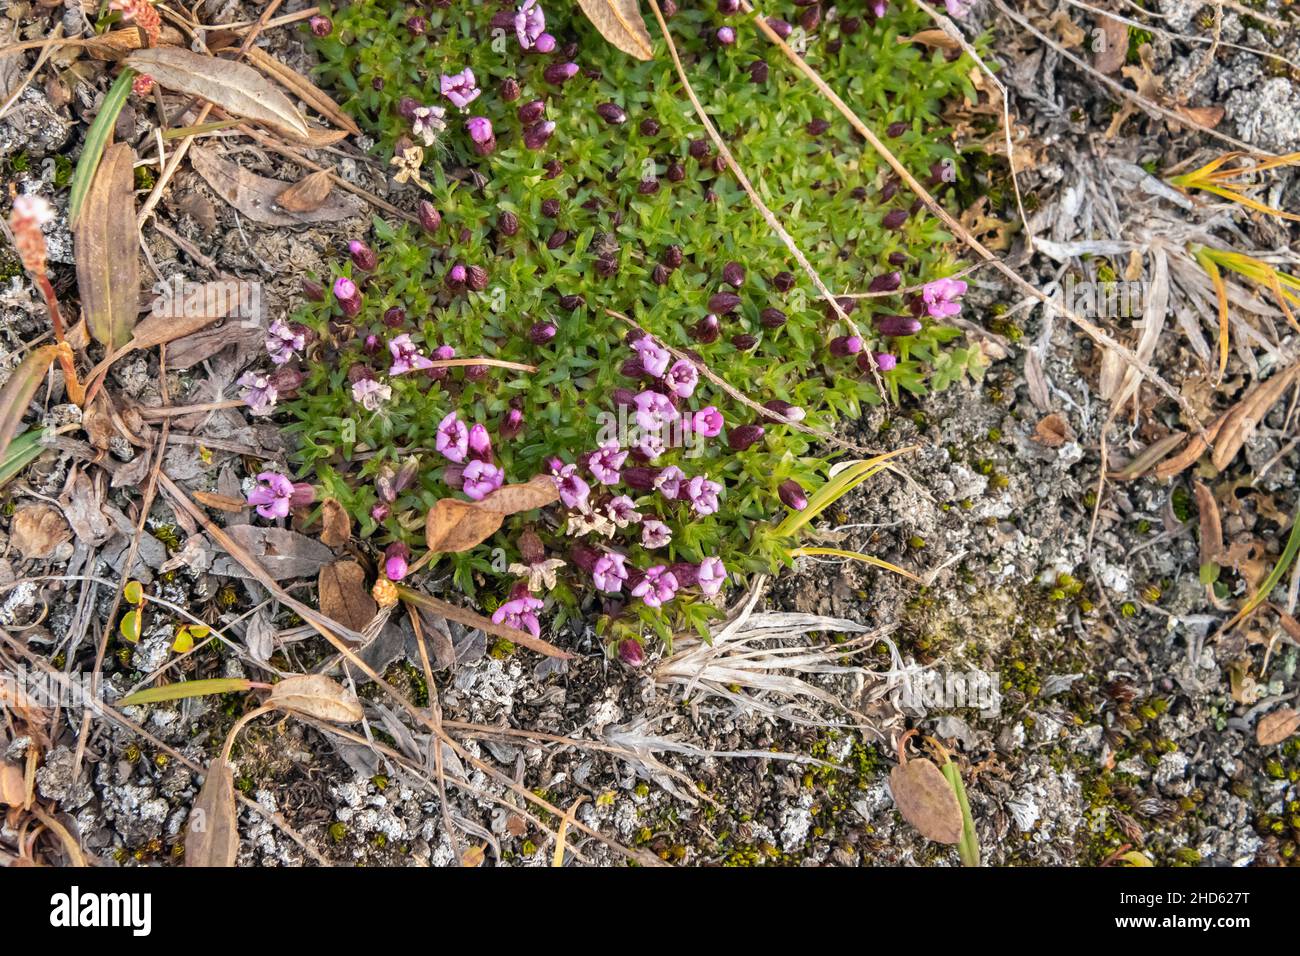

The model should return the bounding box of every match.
[33,272,85,406]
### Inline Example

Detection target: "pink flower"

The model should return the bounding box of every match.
[607,495,642,526]
[592,552,628,593]
[635,432,665,461]
[945,0,971,16]
[238,371,277,416]
[492,594,544,637]
[384,543,410,581]
[246,471,311,520]
[389,333,434,375]
[440,68,481,109]
[684,476,722,516]
[332,277,362,318]
[351,378,391,410]
[515,0,546,49]
[554,463,590,510]
[463,460,504,500]
[411,104,446,146]
[665,359,698,398]
[266,319,305,365]
[654,465,685,499]
[633,390,675,432]
[631,565,679,608]
[633,336,671,378]
[691,406,724,437]
[696,557,726,596]
[436,412,469,463]
[466,116,495,152]
[921,277,968,319]
[587,441,627,485]
[641,519,672,549]
[468,423,493,461]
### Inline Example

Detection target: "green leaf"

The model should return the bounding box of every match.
[940,759,980,867]
[0,346,59,463]
[0,428,47,489]
[68,68,135,227]
[118,678,255,707]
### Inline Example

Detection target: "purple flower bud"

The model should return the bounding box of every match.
[652,264,671,285]
[544,62,579,85]
[333,277,361,317]
[362,334,381,356]
[637,178,660,195]
[843,15,862,33]
[497,210,519,236]
[763,399,804,422]
[873,352,898,371]
[666,161,685,182]
[382,306,405,329]
[883,208,909,229]
[348,240,377,272]
[406,15,425,36]
[722,261,745,288]
[518,100,546,124]
[888,252,908,267]
[874,314,922,336]
[688,139,712,160]
[418,201,441,233]
[612,387,637,407]
[869,271,903,293]
[662,245,684,269]
[500,406,525,440]
[772,271,796,293]
[728,424,765,451]
[708,291,742,314]
[570,544,600,573]
[370,503,390,523]
[309,15,332,37]
[446,263,467,291]
[398,97,420,120]
[799,5,821,30]
[759,307,787,329]
[529,321,558,345]
[301,277,325,302]
[692,314,721,344]
[596,256,619,277]
[269,366,304,398]
[639,118,660,137]
[717,26,736,44]
[347,363,374,384]
[559,294,585,312]
[385,542,410,581]
[830,335,863,357]
[767,17,793,38]
[596,102,627,124]
[523,121,556,150]
[662,0,679,15]
[778,479,808,511]
[732,333,758,350]
[748,60,769,83]
[547,229,569,250]
[466,116,494,152]
[545,159,564,178]
[466,264,489,292]
[618,639,644,667]
[887,120,908,137]
[541,198,561,219]
[500,77,521,102]
[535,32,557,53]
[807,118,830,136]
[622,466,660,491]
[719,0,741,12]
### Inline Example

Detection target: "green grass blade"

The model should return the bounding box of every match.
[118,678,253,707]
[941,759,980,867]
[68,68,135,227]
[0,428,46,488]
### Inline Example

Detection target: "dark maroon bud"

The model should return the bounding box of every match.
[612,387,637,407]
[498,210,519,236]
[881,181,899,202]
[778,479,808,511]
[406,15,425,35]
[309,15,333,37]
[759,306,787,328]
[888,252,908,267]
[543,62,579,85]
[763,399,804,421]
[458,227,472,244]
[466,265,489,291]
[637,178,660,195]
[887,120,908,137]
[570,544,600,573]
[348,240,377,272]
[528,321,558,345]
[443,462,465,490]
[618,638,644,668]
[541,198,561,219]
[611,209,624,227]
[522,120,557,150]
[708,291,742,314]
[712,155,727,173]
[418,201,441,233]
[371,77,385,91]
[909,295,925,317]
[826,37,842,54]
[748,60,769,83]
[869,271,902,293]
[545,160,564,179]
[806,118,830,136]
[501,76,521,101]
[445,263,467,291]
[347,363,374,384]
[362,334,380,356]
[464,364,489,382]
[383,306,406,328]
[561,41,579,59]
[547,229,569,249]
[833,296,857,315]
[731,333,758,350]
[718,0,741,13]
[269,366,304,398]
[668,562,699,587]
[772,271,796,292]
[490,10,515,29]
[666,161,685,182]
[500,406,524,440]
[662,245,684,269]
[661,0,678,16]
[766,17,793,38]
[596,256,620,277]
[851,186,868,200]
[516,530,545,566]
[722,261,745,288]
[875,314,922,336]
[716,26,736,45]
[728,424,766,451]
[692,314,721,343]
[639,117,660,137]
[830,335,863,357]
[620,357,647,378]
[842,16,861,34]
[518,99,546,124]
[883,208,909,229]
[301,277,325,302]
[622,466,660,491]
[397,95,419,120]
[687,140,710,162]
[799,5,821,31]
[559,294,585,311]
[596,102,627,124]
[652,264,671,285]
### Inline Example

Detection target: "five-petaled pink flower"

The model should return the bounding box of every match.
[921,277,968,319]
[592,552,628,593]
[633,336,671,377]
[631,565,679,608]
[684,475,722,515]
[247,471,313,520]
[492,594,544,637]
[389,333,434,375]
[436,411,469,463]
[238,371,277,416]
[515,0,552,50]
[266,319,305,365]
[440,68,481,109]
[554,463,591,510]
[691,406,724,437]
[587,441,627,485]
[665,359,698,398]
[351,378,391,411]
[607,495,642,526]
[696,557,726,596]
[633,390,675,432]
[463,460,505,500]
[654,465,685,499]
[641,519,672,549]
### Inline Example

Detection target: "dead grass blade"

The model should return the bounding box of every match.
[0,345,59,461]
[184,758,239,867]
[240,46,360,136]
[395,585,573,660]
[74,142,140,352]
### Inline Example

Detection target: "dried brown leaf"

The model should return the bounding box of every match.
[268,673,363,724]
[214,525,334,581]
[425,475,558,553]
[1176,104,1224,128]
[0,760,25,807]
[74,142,139,351]
[890,757,963,844]
[276,169,333,213]
[1032,412,1073,448]
[190,146,364,226]
[575,0,654,61]
[10,504,71,560]
[319,497,351,548]
[318,560,378,632]
[192,490,249,513]
[241,47,360,136]
[1211,365,1300,472]
[126,47,309,138]
[185,759,239,867]
[899,30,960,50]
[1092,14,1128,74]
[1256,708,1300,747]
[1193,481,1223,565]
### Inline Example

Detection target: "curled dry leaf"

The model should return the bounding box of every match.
[74,141,139,351]
[192,490,249,513]
[276,169,334,214]
[318,560,377,632]
[190,146,364,226]
[10,504,71,560]
[425,475,559,553]
[185,759,239,867]
[1176,105,1225,129]
[214,525,335,581]
[1256,707,1300,747]
[889,757,963,844]
[1032,412,1073,448]
[1211,364,1300,473]
[575,0,654,61]
[1193,481,1223,565]
[898,30,960,51]
[319,497,351,548]
[240,47,361,137]
[268,674,363,724]
[125,47,309,138]
[0,760,26,807]
[1092,14,1128,74]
